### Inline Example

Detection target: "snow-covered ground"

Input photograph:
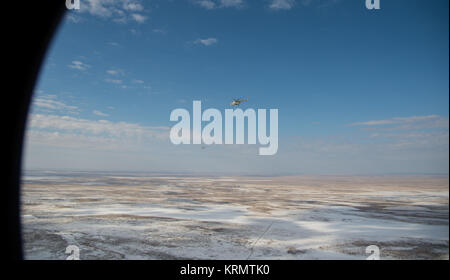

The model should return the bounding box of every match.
[21,174,449,260]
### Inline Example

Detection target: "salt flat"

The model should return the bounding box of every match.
[21,174,449,260]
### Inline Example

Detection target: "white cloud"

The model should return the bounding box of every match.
[350,115,449,130]
[123,2,144,11]
[26,130,113,150]
[24,111,449,174]
[131,13,147,23]
[29,114,169,140]
[194,38,218,46]
[196,0,216,9]
[269,0,296,10]
[82,0,147,23]
[132,79,144,84]
[93,110,109,117]
[68,60,90,71]
[32,95,80,114]
[105,78,123,84]
[106,69,124,76]
[25,112,170,162]
[107,70,118,75]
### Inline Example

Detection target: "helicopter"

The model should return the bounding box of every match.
[230,98,248,106]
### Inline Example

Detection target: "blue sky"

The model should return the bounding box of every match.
[24,0,449,175]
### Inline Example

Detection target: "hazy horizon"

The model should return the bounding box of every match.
[22,168,450,177]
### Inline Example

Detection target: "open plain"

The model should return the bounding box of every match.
[21,172,449,260]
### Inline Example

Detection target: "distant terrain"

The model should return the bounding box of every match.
[21,172,449,260]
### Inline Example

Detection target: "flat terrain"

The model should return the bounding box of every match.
[21,173,449,260]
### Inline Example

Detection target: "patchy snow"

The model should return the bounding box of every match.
[21,175,449,260]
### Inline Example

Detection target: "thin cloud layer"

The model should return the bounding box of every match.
[350,115,449,130]
[29,114,169,140]
[68,60,90,71]
[194,38,218,46]
[93,110,109,117]
[269,0,296,10]
[194,0,244,10]
[33,95,80,115]
[80,0,148,23]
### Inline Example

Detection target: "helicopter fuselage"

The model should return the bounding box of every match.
[231,99,247,106]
